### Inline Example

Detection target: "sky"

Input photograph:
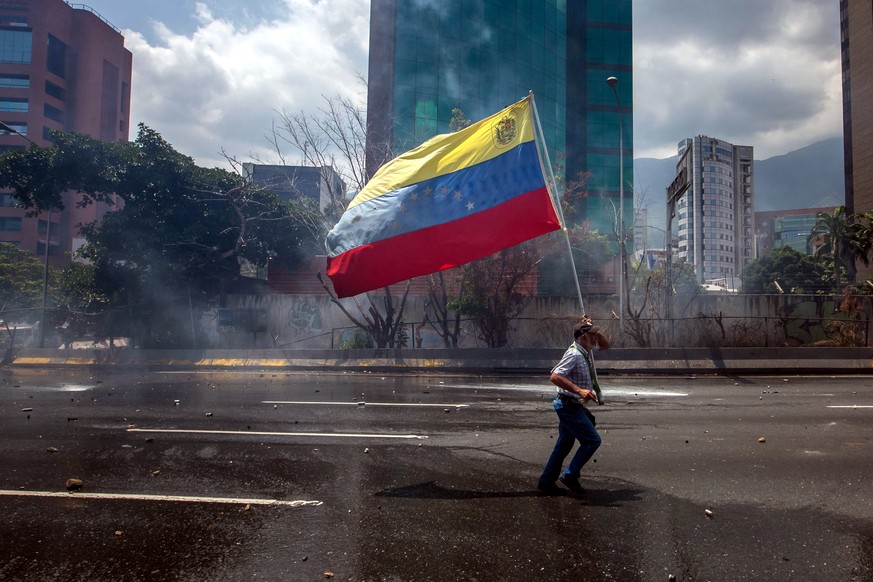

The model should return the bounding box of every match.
[79,0,843,169]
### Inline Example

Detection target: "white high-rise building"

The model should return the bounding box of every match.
[673,136,754,284]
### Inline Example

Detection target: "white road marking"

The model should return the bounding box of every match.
[603,389,688,397]
[263,400,468,408]
[436,384,688,397]
[827,405,873,409]
[127,428,429,439]
[0,489,321,507]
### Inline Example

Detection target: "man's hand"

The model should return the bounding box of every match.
[580,388,598,402]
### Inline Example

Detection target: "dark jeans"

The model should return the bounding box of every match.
[539,399,602,485]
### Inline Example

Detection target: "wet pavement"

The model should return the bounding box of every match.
[0,368,872,581]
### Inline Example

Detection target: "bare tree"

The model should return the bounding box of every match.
[424,271,464,348]
[317,273,410,348]
[257,82,408,348]
[603,185,651,341]
[267,92,369,237]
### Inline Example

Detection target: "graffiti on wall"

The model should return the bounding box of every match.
[288,301,325,336]
[780,297,869,345]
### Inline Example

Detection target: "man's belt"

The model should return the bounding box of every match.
[558,394,583,404]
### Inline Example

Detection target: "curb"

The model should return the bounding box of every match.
[6,347,873,375]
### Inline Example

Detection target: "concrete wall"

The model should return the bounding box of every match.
[212,292,873,349]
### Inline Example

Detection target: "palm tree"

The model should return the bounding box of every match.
[808,206,871,295]
[851,210,873,280]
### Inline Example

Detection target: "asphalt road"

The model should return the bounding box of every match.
[0,368,871,581]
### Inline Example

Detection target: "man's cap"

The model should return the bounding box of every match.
[580,322,601,334]
[574,318,601,336]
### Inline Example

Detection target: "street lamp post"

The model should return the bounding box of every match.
[0,122,50,348]
[606,76,625,339]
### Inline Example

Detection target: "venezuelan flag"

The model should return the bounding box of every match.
[325,96,561,298]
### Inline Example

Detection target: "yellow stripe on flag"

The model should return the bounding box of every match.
[348,96,536,210]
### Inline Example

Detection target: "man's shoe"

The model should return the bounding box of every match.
[559,475,586,494]
[537,482,565,496]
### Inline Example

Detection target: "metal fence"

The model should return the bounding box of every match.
[5,293,870,352]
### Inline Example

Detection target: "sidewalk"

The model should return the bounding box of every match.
[7,346,873,375]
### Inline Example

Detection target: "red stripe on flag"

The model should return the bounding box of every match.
[325,187,560,298]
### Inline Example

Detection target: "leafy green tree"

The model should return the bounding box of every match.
[51,261,116,347]
[449,238,551,347]
[0,242,54,318]
[0,242,58,357]
[742,246,832,294]
[0,125,309,347]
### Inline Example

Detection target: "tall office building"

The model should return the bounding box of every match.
[366,0,632,244]
[0,0,132,266]
[841,0,873,280]
[242,163,346,212]
[672,136,755,284]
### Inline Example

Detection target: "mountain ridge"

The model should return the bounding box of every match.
[633,137,845,245]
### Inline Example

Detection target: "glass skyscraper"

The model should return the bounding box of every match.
[366,0,632,241]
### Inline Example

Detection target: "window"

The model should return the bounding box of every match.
[44,103,64,124]
[0,28,31,63]
[47,34,67,78]
[37,219,58,235]
[0,73,28,88]
[0,192,19,207]
[0,97,26,112]
[45,80,65,101]
[36,242,60,256]
[0,120,25,134]
[120,82,130,113]
[0,216,22,231]
[0,14,28,27]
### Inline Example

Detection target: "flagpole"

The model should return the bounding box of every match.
[529,92,585,314]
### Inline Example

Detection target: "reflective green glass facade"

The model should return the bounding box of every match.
[773,214,817,253]
[390,0,567,160]
[367,0,632,239]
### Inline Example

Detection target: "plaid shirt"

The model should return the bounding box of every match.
[551,342,595,399]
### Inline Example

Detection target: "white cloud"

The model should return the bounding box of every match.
[122,0,370,168]
[113,0,841,168]
[632,0,841,159]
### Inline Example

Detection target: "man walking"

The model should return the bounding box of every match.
[538,316,610,495]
